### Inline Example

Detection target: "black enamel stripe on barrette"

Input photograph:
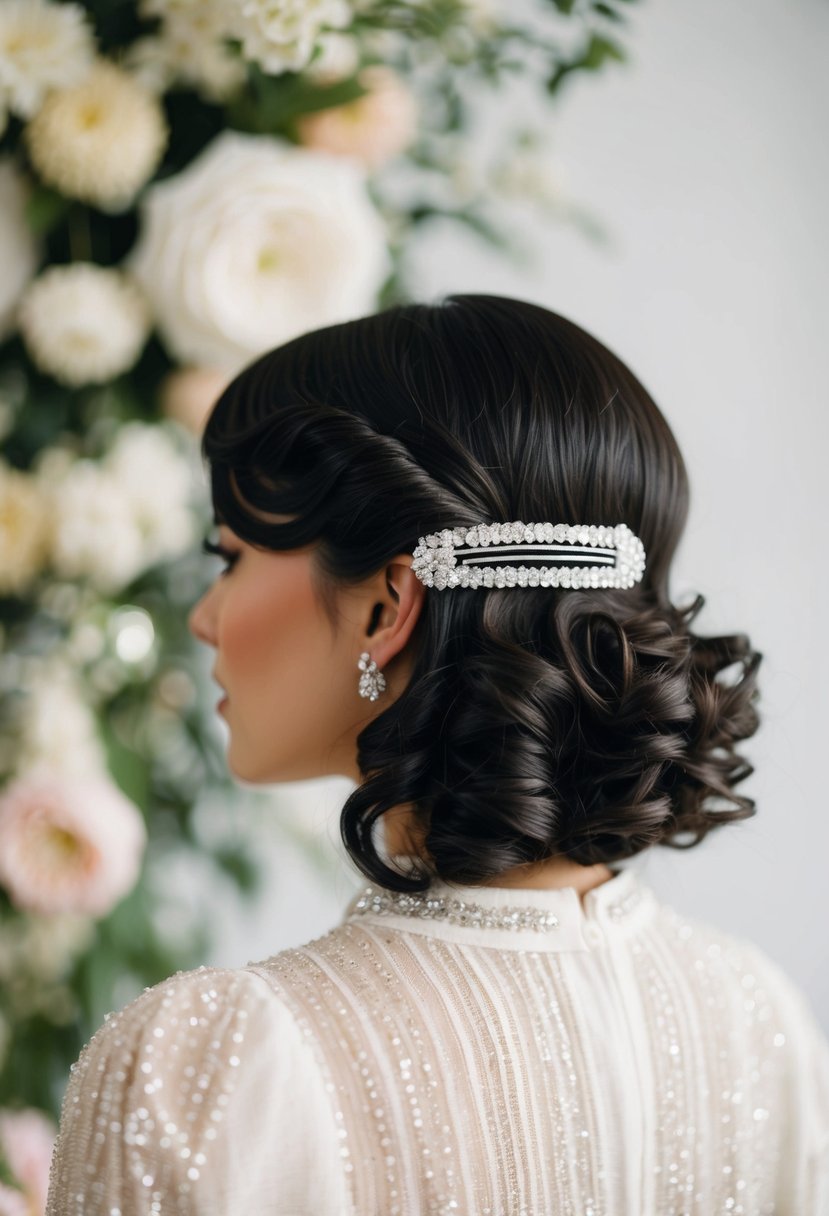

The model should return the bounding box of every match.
[457,543,619,566]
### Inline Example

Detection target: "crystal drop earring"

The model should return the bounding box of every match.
[357,651,386,701]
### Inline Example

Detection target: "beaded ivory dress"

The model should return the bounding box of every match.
[45,857,829,1215]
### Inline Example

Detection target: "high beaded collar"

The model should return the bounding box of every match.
[342,859,657,953]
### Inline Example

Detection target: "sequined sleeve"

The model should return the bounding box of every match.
[44,964,350,1216]
[758,946,829,1214]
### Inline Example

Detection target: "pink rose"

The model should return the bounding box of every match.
[295,66,418,170]
[0,1185,29,1216]
[160,365,232,435]
[0,770,147,917]
[0,1106,57,1215]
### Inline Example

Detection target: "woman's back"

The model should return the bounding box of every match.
[46,861,829,1214]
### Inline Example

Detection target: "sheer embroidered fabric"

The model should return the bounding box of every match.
[45,861,829,1215]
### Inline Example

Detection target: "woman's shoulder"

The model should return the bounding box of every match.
[82,923,362,1066]
[68,962,287,1078]
[47,961,349,1214]
[651,897,829,1074]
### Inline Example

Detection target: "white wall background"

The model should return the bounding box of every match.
[205,0,829,1030]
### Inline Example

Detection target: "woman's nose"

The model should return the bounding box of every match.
[188,594,214,646]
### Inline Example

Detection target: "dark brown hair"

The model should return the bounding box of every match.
[202,294,762,893]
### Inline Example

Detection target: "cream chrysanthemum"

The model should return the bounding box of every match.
[24,59,168,211]
[0,460,52,597]
[18,263,151,388]
[0,0,95,121]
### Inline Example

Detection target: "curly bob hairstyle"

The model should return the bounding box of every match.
[202,293,762,894]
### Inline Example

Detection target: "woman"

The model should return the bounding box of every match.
[45,295,829,1214]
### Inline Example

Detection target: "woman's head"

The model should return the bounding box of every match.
[188,293,762,892]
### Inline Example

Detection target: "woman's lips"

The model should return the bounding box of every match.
[217,695,229,712]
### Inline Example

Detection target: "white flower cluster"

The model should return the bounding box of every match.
[126,0,355,96]
[0,420,201,598]
[32,421,201,595]
[228,0,353,75]
[126,0,247,103]
[127,130,392,372]
[0,0,95,131]
[489,132,569,214]
[18,262,151,388]
[0,1,400,387]
[14,661,107,781]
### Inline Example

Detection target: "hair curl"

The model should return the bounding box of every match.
[202,294,762,893]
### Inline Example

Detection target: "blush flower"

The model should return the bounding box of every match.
[0,770,147,917]
[295,65,418,171]
[160,366,232,435]
[0,1106,56,1215]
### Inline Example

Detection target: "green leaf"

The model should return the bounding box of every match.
[592,2,627,20]
[227,67,371,134]
[24,186,69,236]
[97,712,151,812]
[212,846,261,895]
[583,33,626,68]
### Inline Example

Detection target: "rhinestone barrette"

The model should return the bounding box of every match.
[411,521,646,590]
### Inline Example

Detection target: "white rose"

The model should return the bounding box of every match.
[127,130,392,373]
[0,158,40,343]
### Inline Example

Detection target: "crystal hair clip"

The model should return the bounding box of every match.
[411,521,646,590]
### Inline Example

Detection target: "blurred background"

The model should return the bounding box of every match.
[0,0,826,1204]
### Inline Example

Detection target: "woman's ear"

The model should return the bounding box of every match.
[362,556,425,672]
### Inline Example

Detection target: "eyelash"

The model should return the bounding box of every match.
[202,538,239,577]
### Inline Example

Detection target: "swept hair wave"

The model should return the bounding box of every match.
[202,294,762,893]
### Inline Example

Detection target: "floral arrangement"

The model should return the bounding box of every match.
[0,0,639,1195]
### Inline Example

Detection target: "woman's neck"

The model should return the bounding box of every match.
[382,805,616,896]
